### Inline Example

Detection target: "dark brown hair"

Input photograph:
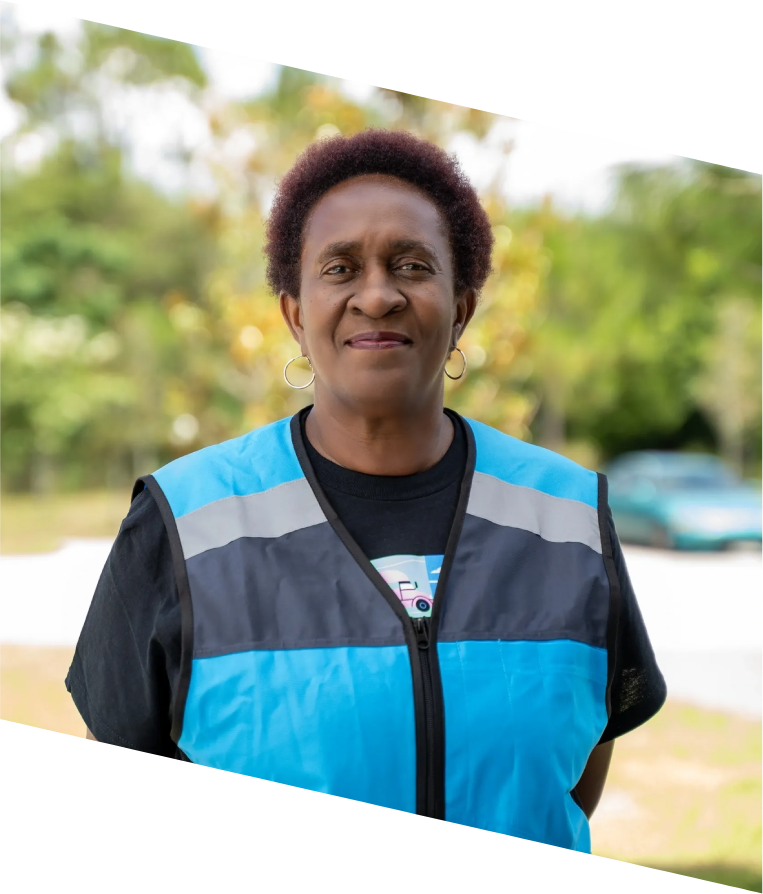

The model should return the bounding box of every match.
[264,129,494,298]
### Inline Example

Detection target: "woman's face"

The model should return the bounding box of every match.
[280,174,476,416]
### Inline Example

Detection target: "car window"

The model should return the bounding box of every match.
[609,455,741,492]
[658,466,739,490]
[660,461,741,490]
[609,470,658,497]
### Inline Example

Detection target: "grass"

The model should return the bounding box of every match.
[1,646,85,737]
[2,644,760,890]
[0,490,131,554]
[590,700,762,891]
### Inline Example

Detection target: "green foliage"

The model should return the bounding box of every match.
[1,14,760,492]
[0,149,224,486]
[0,145,222,488]
[524,162,761,471]
[80,21,207,88]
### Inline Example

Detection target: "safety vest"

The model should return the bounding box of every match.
[137,410,619,852]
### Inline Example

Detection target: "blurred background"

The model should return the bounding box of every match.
[0,5,760,889]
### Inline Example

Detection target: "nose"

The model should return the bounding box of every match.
[347,263,407,319]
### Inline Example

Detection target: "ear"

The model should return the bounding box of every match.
[279,292,305,349]
[452,288,478,347]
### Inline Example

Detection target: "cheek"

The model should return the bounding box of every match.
[418,295,456,341]
[300,295,343,348]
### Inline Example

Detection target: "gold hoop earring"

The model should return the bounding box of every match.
[444,347,467,381]
[283,354,315,389]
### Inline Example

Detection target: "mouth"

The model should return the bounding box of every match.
[345,331,413,350]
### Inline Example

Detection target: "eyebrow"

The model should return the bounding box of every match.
[315,241,363,265]
[315,239,444,270]
[390,240,443,268]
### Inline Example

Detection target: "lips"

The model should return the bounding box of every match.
[345,331,412,349]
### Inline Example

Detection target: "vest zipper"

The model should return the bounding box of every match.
[414,616,437,817]
[289,409,476,826]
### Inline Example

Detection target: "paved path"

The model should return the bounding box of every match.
[1,539,113,647]
[618,545,761,718]
[1,540,760,716]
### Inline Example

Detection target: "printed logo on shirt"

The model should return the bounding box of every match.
[370,554,443,618]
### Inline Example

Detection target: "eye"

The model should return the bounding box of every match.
[324,263,353,276]
[397,261,430,272]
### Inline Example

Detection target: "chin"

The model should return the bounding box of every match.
[338,374,427,411]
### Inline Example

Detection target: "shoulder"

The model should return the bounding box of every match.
[148,415,303,519]
[463,417,599,508]
[121,485,166,537]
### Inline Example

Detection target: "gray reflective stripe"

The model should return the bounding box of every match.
[467,471,602,554]
[177,477,326,560]
[187,522,406,657]
[439,514,609,647]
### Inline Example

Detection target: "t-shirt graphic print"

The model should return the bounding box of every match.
[370,554,444,618]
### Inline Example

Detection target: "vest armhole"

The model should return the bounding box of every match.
[135,474,195,747]
[596,472,622,719]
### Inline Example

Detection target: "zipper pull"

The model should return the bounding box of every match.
[415,617,430,650]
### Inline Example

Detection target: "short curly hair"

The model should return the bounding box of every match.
[264,129,494,298]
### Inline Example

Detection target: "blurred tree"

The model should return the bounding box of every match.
[1,20,220,491]
[4,20,206,158]
[694,297,762,474]
[524,161,761,472]
[518,202,630,463]
[0,159,223,489]
[612,161,760,470]
[2,12,760,494]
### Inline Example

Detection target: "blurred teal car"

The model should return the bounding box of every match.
[606,451,762,551]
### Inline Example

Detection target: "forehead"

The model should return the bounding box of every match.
[302,175,448,252]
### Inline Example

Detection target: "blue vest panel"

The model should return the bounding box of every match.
[438,639,607,851]
[147,413,614,853]
[179,645,417,813]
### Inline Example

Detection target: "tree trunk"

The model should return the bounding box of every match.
[539,394,566,453]
[30,452,57,495]
[719,424,744,477]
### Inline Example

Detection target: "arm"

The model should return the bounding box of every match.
[64,488,180,756]
[572,740,614,819]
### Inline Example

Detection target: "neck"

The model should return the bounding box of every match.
[305,390,454,477]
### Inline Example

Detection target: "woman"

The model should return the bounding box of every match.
[66,129,666,852]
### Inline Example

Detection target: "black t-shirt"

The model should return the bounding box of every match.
[66,414,666,756]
